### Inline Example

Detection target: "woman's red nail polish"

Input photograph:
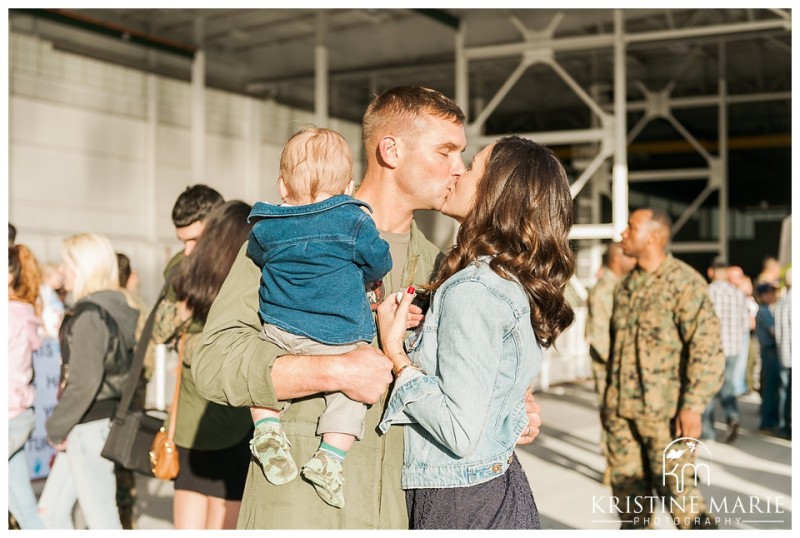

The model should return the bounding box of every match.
[407,286,415,294]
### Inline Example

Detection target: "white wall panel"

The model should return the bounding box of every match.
[9,31,363,307]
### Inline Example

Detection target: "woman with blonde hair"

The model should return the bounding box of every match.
[8,243,45,529]
[37,233,140,529]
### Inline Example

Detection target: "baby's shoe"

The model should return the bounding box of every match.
[250,421,298,485]
[301,450,345,508]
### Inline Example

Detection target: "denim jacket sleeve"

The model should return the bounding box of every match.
[353,214,392,283]
[378,279,513,458]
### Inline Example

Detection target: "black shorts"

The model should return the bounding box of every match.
[174,433,252,501]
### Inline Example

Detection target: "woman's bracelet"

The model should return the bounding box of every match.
[394,360,424,378]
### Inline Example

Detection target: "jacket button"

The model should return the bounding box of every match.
[492,464,502,473]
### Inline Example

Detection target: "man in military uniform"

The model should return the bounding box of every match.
[603,208,725,529]
[587,242,636,402]
[586,242,636,485]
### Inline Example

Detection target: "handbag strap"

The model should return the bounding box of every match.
[113,278,171,423]
[166,332,185,439]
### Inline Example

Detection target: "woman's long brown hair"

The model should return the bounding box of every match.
[172,200,254,323]
[429,136,575,347]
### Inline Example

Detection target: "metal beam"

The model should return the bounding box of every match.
[13,8,196,58]
[570,149,611,199]
[463,18,788,61]
[628,168,711,182]
[670,241,722,253]
[718,41,729,260]
[625,19,790,44]
[612,9,628,240]
[314,12,329,126]
[473,128,606,148]
[412,9,459,30]
[671,183,717,236]
[470,59,529,131]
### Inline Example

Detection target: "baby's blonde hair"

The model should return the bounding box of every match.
[280,127,353,200]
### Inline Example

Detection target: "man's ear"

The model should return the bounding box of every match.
[278,177,289,202]
[377,136,399,169]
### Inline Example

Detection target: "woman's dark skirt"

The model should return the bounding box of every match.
[406,452,541,529]
[173,434,251,501]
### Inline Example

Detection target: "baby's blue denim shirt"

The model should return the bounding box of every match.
[247,195,392,345]
[378,257,542,489]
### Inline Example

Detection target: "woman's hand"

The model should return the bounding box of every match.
[516,388,542,446]
[377,287,417,367]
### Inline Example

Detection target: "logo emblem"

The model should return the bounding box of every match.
[662,437,712,493]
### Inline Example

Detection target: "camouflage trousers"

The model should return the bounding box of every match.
[589,352,610,482]
[603,411,716,529]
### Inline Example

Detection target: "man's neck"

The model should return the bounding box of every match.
[637,249,667,273]
[355,174,415,234]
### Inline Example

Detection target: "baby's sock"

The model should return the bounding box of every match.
[319,441,346,462]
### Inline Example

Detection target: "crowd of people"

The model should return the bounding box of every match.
[586,226,792,529]
[7,84,791,531]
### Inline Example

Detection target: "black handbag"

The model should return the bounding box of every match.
[101,408,166,475]
[101,281,169,475]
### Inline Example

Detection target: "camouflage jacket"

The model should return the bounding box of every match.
[585,267,620,363]
[605,254,724,421]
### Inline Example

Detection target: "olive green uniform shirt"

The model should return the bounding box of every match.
[605,254,725,421]
[585,267,619,363]
[152,298,252,450]
[193,221,443,529]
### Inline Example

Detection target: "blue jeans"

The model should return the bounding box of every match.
[780,368,792,434]
[702,354,741,439]
[759,349,782,429]
[8,408,45,529]
[733,333,750,395]
[37,419,121,529]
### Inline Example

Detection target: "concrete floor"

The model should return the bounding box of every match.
[28,380,792,530]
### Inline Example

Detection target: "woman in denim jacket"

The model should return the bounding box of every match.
[378,136,575,529]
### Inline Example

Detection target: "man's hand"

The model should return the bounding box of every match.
[516,388,542,446]
[335,345,394,405]
[50,439,67,451]
[675,408,702,439]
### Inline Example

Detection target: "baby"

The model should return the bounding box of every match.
[246,127,392,508]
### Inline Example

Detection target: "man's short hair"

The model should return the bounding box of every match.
[647,207,673,235]
[9,223,17,244]
[361,85,465,152]
[756,282,776,296]
[171,185,224,228]
[281,127,353,200]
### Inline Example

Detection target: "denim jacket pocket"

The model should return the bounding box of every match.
[493,398,527,450]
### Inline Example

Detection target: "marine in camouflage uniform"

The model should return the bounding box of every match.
[586,242,635,403]
[586,243,635,485]
[603,209,725,530]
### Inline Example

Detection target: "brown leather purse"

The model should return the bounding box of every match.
[149,332,184,480]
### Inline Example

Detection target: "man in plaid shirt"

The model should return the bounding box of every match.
[774,269,792,439]
[702,256,750,443]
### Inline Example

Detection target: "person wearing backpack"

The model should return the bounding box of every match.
[37,233,139,529]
